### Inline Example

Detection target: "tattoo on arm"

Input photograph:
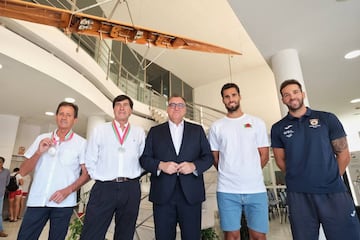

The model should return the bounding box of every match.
[332,137,348,154]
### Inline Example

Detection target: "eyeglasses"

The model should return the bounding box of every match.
[168,103,186,109]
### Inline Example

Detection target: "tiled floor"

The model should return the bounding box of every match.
[2,167,293,239]
[2,216,292,239]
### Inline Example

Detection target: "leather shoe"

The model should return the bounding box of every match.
[0,231,8,237]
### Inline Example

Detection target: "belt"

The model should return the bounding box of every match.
[111,177,140,182]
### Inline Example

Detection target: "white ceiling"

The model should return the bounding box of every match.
[0,0,360,137]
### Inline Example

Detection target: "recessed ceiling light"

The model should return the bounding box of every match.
[0,64,3,69]
[350,98,360,103]
[64,97,75,103]
[344,50,360,59]
[45,111,55,116]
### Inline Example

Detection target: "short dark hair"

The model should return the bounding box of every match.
[13,167,19,172]
[280,79,303,96]
[56,102,79,118]
[112,95,133,109]
[221,83,240,97]
[168,94,186,103]
[0,157,4,163]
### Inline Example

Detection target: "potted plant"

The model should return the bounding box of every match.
[200,227,219,240]
[67,191,89,240]
[67,213,85,240]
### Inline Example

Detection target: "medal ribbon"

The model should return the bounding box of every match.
[112,121,130,146]
[52,129,74,145]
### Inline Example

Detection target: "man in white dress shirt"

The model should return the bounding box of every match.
[17,101,89,240]
[80,95,146,240]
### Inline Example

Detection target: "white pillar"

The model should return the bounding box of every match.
[271,48,310,117]
[271,49,326,240]
[0,114,20,169]
[86,115,106,138]
[78,115,106,214]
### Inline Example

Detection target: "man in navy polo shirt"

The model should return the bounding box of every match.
[271,79,360,240]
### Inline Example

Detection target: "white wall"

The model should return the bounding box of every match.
[0,114,20,169]
[340,115,360,152]
[13,121,41,156]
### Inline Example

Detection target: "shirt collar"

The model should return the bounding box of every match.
[114,120,129,128]
[286,107,312,120]
[168,119,184,128]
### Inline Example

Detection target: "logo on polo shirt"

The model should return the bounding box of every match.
[283,124,294,138]
[309,118,321,128]
[350,210,356,217]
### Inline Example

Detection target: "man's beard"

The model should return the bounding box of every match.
[226,103,240,113]
[286,98,304,112]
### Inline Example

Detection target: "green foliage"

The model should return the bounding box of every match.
[67,215,84,240]
[200,227,219,240]
[67,191,89,240]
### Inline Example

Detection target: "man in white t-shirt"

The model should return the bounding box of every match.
[208,83,269,240]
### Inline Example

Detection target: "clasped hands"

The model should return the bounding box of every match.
[159,161,196,175]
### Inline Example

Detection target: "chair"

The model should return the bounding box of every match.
[278,189,288,223]
[267,189,280,220]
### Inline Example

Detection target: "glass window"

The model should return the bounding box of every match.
[121,45,144,81]
[162,73,170,98]
[170,73,182,96]
[183,82,193,103]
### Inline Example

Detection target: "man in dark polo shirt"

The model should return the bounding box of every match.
[271,79,360,240]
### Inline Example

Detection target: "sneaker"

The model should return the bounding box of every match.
[0,231,8,237]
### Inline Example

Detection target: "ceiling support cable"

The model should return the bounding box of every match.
[73,0,113,14]
[228,55,233,82]
[127,45,167,70]
[124,0,135,27]
[107,0,121,19]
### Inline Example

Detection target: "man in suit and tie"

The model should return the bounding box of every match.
[140,94,213,240]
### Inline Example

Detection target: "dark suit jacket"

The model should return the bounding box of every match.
[140,121,213,205]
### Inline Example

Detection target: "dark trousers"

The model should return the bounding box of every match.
[17,207,73,240]
[288,192,360,240]
[80,180,141,240]
[153,180,202,240]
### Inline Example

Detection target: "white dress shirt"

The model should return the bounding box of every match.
[168,120,184,155]
[24,131,86,207]
[85,121,145,181]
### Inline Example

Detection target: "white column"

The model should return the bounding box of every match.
[86,115,106,138]
[78,115,106,214]
[271,48,310,117]
[271,49,326,240]
[0,114,20,169]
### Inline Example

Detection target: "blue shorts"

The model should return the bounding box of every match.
[217,192,269,233]
[287,192,360,240]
